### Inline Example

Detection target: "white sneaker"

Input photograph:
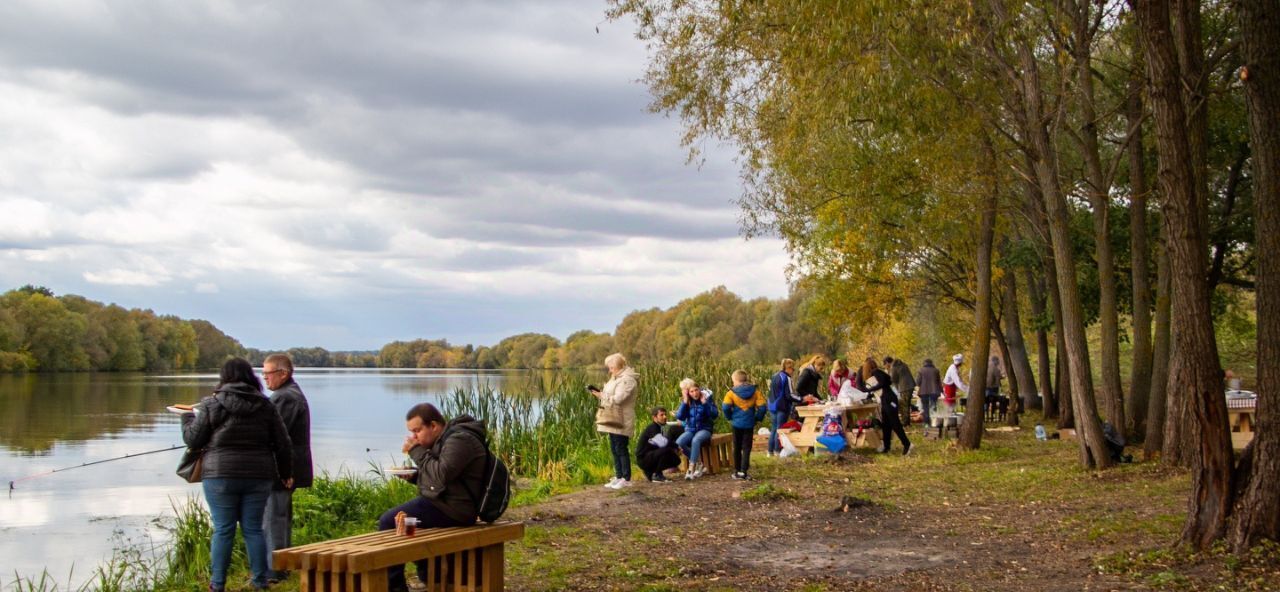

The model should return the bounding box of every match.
[692,463,706,478]
[684,469,694,481]
[603,477,621,489]
[615,479,633,489]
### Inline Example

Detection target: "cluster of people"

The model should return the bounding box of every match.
[591,349,1004,487]
[179,355,312,592]
[181,355,498,592]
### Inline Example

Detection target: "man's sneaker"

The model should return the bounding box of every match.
[603,477,621,489]
[876,446,888,453]
[903,442,913,456]
[731,471,745,480]
[650,473,669,483]
[739,473,753,481]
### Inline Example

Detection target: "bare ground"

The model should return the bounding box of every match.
[499,429,1280,591]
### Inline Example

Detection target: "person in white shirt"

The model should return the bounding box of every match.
[942,354,969,414]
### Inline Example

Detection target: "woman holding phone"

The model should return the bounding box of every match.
[591,353,639,490]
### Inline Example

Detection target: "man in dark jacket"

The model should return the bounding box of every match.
[885,357,917,426]
[381,403,489,592]
[261,353,312,581]
[916,359,943,427]
[635,407,682,482]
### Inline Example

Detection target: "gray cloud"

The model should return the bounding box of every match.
[0,0,789,349]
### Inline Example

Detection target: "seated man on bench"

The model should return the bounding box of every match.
[382,403,489,592]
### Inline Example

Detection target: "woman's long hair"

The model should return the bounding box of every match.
[219,357,264,391]
[801,354,829,370]
[861,357,879,382]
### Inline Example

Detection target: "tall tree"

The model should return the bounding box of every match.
[1228,0,1280,552]
[1131,0,1232,548]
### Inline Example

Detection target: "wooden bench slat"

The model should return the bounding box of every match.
[347,523,525,572]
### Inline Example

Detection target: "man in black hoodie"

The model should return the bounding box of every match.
[380,403,489,592]
[261,353,312,582]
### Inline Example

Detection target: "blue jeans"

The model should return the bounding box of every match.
[378,496,469,590]
[203,478,273,590]
[608,434,631,480]
[677,429,712,466]
[768,410,788,454]
[919,394,939,424]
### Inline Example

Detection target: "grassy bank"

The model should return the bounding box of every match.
[15,362,1275,591]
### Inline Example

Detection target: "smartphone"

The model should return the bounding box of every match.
[586,385,601,393]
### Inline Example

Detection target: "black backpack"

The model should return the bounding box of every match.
[446,427,512,523]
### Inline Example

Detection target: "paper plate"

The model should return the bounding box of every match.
[385,467,416,477]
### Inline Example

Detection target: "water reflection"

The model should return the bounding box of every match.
[0,373,208,454]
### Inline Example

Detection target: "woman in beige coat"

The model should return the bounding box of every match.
[590,353,639,489]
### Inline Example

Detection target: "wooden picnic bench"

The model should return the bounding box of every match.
[678,432,733,474]
[272,521,524,592]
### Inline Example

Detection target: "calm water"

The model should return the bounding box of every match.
[0,368,530,587]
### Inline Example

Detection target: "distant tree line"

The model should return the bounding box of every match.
[0,285,243,372]
[257,286,838,370]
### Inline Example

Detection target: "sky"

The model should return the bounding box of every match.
[0,0,791,351]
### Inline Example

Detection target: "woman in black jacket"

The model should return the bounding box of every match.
[182,358,292,592]
[861,358,911,456]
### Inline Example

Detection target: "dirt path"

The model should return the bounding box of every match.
[501,433,1176,591]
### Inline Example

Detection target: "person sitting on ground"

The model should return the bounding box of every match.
[636,407,682,483]
[722,370,767,480]
[795,354,828,404]
[675,378,718,480]
[827,359,851,400]
[862,358,912,456]
[767,358,802,457]
[381,403,489,592]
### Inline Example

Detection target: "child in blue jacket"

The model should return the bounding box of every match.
[723,369,768,480]
[675,378,718,479]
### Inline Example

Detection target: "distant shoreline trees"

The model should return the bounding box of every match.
[0,285,241,372]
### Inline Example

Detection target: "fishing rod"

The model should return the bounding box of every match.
[8,444,185,491]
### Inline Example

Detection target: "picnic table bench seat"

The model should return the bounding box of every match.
[273,521,524,592]
[678,432,733,474]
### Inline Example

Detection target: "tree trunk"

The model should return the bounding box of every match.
[1024,267,1054,415]
[959,138,998,450]
[1014,34,1110,466]
[1126,61,1155,443]
[1003,268,1036,424]
[1071,0,1126,434]
[1132,0,1232,549]
[1144,242,1172,459]
[1228,0,1280,552]
[1057,325,1075,430]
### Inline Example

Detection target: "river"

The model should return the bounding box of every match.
[0,368,530,587]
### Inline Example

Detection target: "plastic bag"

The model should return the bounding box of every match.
[836,381,866,406]
[779,432,799,458]
[815,405,847,453]
[757,427,771,436]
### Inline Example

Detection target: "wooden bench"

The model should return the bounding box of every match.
[678,432,733,474]
[273,521,524,592]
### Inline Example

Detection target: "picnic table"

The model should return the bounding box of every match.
[1228,395,1257,450]
[782,402,879,454]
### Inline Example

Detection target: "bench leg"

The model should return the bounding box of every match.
[481,543,504,591]
[360,569,388,592]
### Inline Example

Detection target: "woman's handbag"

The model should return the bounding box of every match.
[176,447,205,483]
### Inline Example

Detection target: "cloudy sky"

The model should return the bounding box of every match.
[0,0,790,350]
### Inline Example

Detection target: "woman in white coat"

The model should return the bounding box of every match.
[591,353,640,489]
